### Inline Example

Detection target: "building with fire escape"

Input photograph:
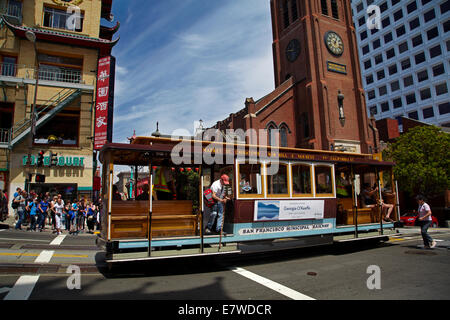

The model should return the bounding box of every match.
[0,0,118,208]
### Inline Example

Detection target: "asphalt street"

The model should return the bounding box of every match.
[0,226,449,302]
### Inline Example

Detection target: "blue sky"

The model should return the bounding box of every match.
[108,0,276,143]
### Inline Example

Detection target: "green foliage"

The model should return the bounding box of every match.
[383,126,450,198]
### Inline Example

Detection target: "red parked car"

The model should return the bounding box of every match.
[400,211,439,227]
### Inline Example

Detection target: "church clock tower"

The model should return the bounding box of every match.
[270,0,376,153]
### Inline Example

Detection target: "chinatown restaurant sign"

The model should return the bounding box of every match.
[94,56,115,151]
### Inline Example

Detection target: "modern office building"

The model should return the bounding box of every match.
[0,0,118,211]
[351,0,450,128]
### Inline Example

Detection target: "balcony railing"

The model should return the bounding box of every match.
[0,63,83,84]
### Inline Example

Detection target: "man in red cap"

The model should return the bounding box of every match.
[205,174,231,234]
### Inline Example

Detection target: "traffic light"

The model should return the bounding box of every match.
[35,174,45,183]
[50,152,58,167]
[37,150,44,167]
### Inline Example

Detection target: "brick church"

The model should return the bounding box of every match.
[213,0,379,154]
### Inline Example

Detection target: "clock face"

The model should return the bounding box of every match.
[286,39,301,62]
[324,31,344,57]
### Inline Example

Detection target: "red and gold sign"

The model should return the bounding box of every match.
[94,56,115,151]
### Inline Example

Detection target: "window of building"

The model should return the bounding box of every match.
[267,123,278,146]
[380,2,388,12]
[369,105,378,115]
[393,97,402,108]
[5,0,22,19]
[432,63,445,77]
[379,85,387,96]
[368,90,376,100]
[441,1,450,14]
[388,64,398,75]
[384,32,393,43]
[280,125,289,147]
[43,6,84,32]
[376,69,385,80]
[359,16,366,27]
[424,8,435,22]
[393,9,403,21]
[364,59,372,69]
[417,69,428,82]
[412,34,423,47]
[291,164,312,197]
[401,58,411,70]
[283,0,290,28]
[414,52,425,65]
[291,0,298,21]
[331,0,339,19]
[422,107,434,119]
[34,107,80,146]
[407,1,417,14]
[382,16,390,28]
[267,163,289,197]
[321,0,329,15]
[381,101,390,112]
[366,74,374,85]
[314,165,334,196]
[421,0,432,5]
[386,47,395,59]
[409,17,420,30]
[1,56,17,77]
[438,102,450,115]
[362,45,370,54]
[301,113,310,138]
[420,88,431,100]
[403,75,414,87]
[399,42,408,53]
[360,30,368,41]
[444,20,450,33]
[238,163,264,197]
[375,54,383,64]
[408,111,419,120]
[406,93,416,104]
[391,80,400,92]
[373,39,381,50]
[426,26,438,40]
[0,102,14,138]
[356,2,364,13]
[396,25,406,37]
[430,44,442,58]
[435,83,448,96]
[392,0,401,5]
[37,53,83,83]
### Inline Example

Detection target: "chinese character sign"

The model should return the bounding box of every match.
[94,56,115,150]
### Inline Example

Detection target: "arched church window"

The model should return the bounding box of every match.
[280,125,289,147]
[331,0,339,19]
[266,122,278,146]
[321,0,328,16]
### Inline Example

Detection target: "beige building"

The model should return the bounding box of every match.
[0,0,118,211]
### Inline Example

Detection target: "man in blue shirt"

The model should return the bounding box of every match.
[27,199,38,231]
[38,196,49,232]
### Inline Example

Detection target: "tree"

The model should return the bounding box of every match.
[383,126,450,199]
